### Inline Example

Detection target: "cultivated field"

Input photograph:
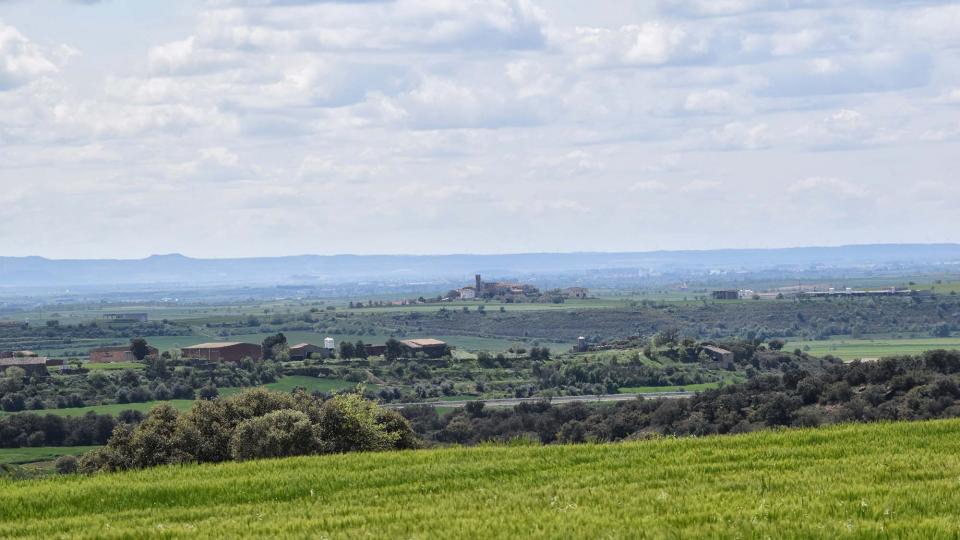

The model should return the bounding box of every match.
[219,376,361,397]
[0,399,196,418]
[787,337,960,361]
[3,419,960,538]
[0,446,98,466]
[618,381,724,394]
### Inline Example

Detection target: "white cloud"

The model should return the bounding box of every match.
[630,180,668,192]
[0,22,61,90]
[193,0,547,53]
[789,108,900,150]
[937,89,960,105]
[705,122,770,150]
[0,0,958,256]
[566,22,714,68]
[683,89,736,114]
[760,52,932,97]
[679,179,722,193]
[391,74,551,129]
[148,36,240,76]
[788,176,866,198]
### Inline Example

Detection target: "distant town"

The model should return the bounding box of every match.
[347,274,589,308]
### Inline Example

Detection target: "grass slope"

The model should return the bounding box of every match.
[4,419,960,538]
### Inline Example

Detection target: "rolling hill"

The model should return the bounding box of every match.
[1,243,959,288]
[3,419,960,538]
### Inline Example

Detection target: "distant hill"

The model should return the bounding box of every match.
[0,243,958,288]
[3,419,959,537]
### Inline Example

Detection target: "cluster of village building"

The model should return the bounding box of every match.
[711,286,914,301]
[450,274,588,301]
[346,275,589,308]
[0,337,450,376]
[0,274,591,376]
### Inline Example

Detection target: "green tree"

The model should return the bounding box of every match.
[385,338,403,361]
[354,340,368,359]
[199,385,219,400]
[129,338,150,361]
[230,409,317,461]
[261,333,288,361]
[339,340,356,359]
[465,400,485,418]
[1,393,25,412]
[314,393,415,453]
[0,366,26,393]
[932,323,952,338]
[94,403,190,471]
[653,328,679,347]
[78,388,418,473]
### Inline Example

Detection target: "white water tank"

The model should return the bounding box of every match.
[323,337,335,350]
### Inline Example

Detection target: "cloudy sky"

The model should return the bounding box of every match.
[0,0,958,259]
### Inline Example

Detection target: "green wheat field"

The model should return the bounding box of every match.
[4,419,960,538]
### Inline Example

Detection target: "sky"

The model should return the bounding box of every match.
[0,0,958,259]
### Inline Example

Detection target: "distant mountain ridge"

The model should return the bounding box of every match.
[1,243,959,288]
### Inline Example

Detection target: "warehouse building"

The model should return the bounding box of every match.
[400,338,449,358]
[181,342,262,363]
[101,313,149,322]
[289,343,324,361]
[0,356,49,377]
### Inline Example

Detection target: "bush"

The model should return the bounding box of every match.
[55,455,79,474]
[314,393,408,454]
[230,409,316,461]
[122,403,191,469]
[80,388,417,473]
[1,393,25,412]
[199,385,219,400]
[465,400,486,418]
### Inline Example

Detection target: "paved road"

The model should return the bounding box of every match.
[385,391,695,410]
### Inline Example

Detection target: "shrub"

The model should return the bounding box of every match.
[230,409,316,461]
[1,393,26,412]
[122,403,191,469]
[81,388,417,473]
[315,393,409,453]
[199,385,219,400]
[465,400,486,418]
[55,455,79,475]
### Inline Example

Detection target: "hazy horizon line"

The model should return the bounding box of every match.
[4,242,959,262]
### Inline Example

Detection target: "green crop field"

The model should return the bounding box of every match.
[787,337,960,361]
[0,446,98,466]
[618,381,724,394]
[0,400,196,418]
[83,361,144,371]
[4,419,960,538]
[219,376,363,397]
[344,298,629,314]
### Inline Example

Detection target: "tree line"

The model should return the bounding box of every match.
[404,349,960,444]
[65,388,416,474]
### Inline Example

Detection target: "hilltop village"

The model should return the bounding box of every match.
[349,274,589,308]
